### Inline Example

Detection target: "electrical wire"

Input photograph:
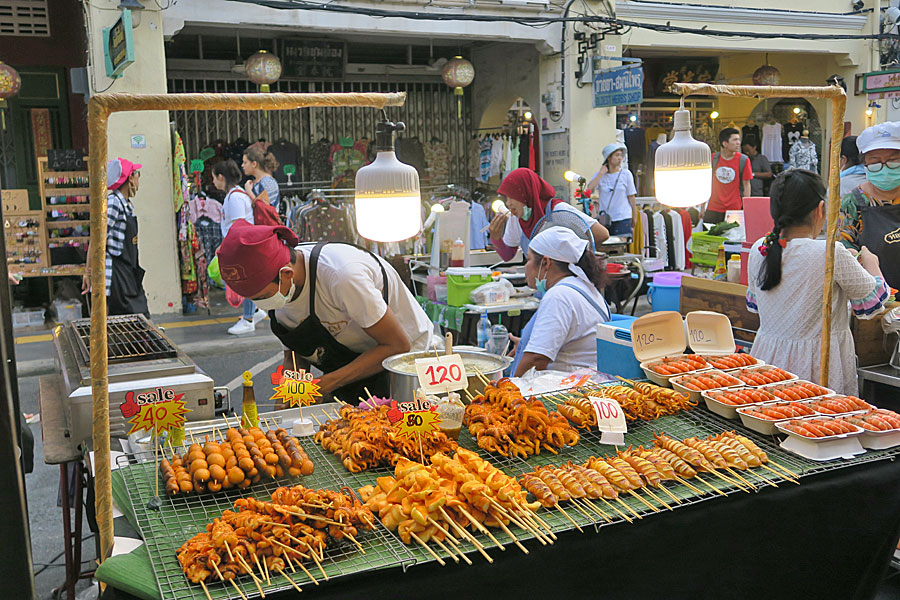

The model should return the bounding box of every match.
[224,0,895,41]
[622,0,874,17]
[32,534,95,577]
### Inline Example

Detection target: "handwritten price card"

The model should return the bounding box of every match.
[121,387,191,436]
[386,398,442,439]
[414,354,468,394]
[588,395,627,445]
[270,366,323,407]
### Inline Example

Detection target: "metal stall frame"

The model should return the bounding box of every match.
[670,83,846,388]
[86,91,407,566]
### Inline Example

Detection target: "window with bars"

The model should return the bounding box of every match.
[0,0,50,37]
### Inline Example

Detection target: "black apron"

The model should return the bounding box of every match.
[108,212,149,317]
[858,202,900,291]
[269,242,392,404]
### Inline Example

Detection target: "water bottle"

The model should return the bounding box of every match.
[486,323,509,355]
[477,312,491,348]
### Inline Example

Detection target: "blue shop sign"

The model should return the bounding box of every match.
[593,65,643,108]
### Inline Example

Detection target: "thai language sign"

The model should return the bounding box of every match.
[593,65,643,108]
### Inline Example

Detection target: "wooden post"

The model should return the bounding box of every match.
[87,91,407,565]
[670,83,846,387]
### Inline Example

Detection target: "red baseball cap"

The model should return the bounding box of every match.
[107,158,142,190]
[216,220,299,297]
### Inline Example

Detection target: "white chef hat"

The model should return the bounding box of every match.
[529,226,593,287]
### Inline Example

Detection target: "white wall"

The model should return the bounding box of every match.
[84,1,180,315]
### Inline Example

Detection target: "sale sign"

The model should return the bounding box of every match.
[386,397,442,440]
[414,354,468,394]
[121,388,191,436]
[588,395,627,445]
[270,365,323,407]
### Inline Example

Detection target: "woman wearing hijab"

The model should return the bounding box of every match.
[509,226,611,376]
[488,168,609,261]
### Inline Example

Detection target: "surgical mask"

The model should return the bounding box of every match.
[521,205,532,221]
[253,276,296,311]
[534,261,548,299]
[866,163,900,191]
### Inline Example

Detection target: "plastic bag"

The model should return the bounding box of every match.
[469,278,515,305]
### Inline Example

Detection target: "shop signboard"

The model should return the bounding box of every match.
[860,68,900,99]
[593,64,643,108]
[102,9,135,79]
[282,40,346,80]
[541,129,570,196]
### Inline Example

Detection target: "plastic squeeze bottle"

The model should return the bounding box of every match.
[450,238,465,267]
[240,370,259,429]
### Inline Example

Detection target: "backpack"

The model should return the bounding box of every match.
[712,152,749,198]
[252,189,283,227]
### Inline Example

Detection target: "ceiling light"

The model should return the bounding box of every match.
[654,102,712,208]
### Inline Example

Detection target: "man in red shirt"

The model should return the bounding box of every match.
[705,127,753,224]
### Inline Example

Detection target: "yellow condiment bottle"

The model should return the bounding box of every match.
[240,370,259,429]
[170,425,185,447]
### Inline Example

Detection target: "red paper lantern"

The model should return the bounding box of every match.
[442,56,475,119]
[0,61,22,99]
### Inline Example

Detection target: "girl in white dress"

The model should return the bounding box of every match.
[746,170,889,395]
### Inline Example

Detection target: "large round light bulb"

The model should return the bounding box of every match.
[355,150,422,242]
[654,108,712,208]
[491,199,509,214]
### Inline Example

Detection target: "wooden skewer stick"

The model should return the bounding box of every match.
[427,516,460,544]
[235,554,265,598]
[278,567,303,594]
[569,498,598,523]
[726,467,757,490]
[445,537,472,565]
[282,549,296,573]
[556,504,583,532]
[199,580,213,600]
[363,386,376,401]
[458,506,505,550]
[491,513,529,554]
[252,552,267,585]
[628,489,660,512]
[749,468,779,489]
[439,508,493,563]
[763,462,800,484]
[707,468,748,493]
[616,497,643,519]
[471,365,491,385]
[430,534,460,564]
[222,539,236,563]
[694,474,727,497]
[277,543,318,586]
[261,553,271,585]
[674,475,706,496]
[768,459,801,479]
[516,504,557,539]
[518,508,557,542]
[640,487,673,511]
[600,497,631,523]
[308,547,329,581]
[212,562,248,600]
[484,497,547,545]
[343,531,365,554]
[656,483,684,505]
[411,532,446,566]
[579,498,612,523]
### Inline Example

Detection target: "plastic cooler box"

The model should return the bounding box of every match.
[690,231,727,267]
[631,310,737,383]
[595,315,642,379]
[647,272,690,313]
[445,267,493,306]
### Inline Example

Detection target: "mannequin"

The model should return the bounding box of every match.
[789,129,818,172]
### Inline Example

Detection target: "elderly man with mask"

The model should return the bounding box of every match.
[509,226,611,376]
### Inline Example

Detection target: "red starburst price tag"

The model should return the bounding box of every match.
[121,387,191,436]
[270,366,323,407]
[386,398,442,440]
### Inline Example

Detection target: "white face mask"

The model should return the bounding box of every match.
[253,275,296,311]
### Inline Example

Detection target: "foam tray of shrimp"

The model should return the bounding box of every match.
[639,354,710,386]
[774,416,866,462]
[842,409,900,450]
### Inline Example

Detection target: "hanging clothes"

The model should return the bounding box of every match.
[489,137,503,178]
[468,200,490,250]
[652,211,667,264]
[741,124,761,146]
[789,139,818,172]
[761,122,784,163]
[332,144,366,188]
[396,137,427,175]
[783,122,804,163]
[269,138,301,183]
[307,139,333,182]
[423,140,450,185]
[518,133,531,168]
[469,137,482,179]
[530,125,539,173]
[188,194,223,224]
[624,126,646,168]
[479,137,493,183]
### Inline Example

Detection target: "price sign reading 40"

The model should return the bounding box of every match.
[386,397,442,440]
[414,354,468,394]
[270,366,323,407]
[121,387,191,436]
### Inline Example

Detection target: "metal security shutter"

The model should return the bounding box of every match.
[0,0,50,36]
[167,76,471,184]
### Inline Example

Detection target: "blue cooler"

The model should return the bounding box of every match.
[595,315,643,379]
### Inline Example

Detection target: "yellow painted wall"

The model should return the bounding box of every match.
[84,2,180,315]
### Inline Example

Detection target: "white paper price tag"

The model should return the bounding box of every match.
[414,354,468,393]
[588,396,627,445]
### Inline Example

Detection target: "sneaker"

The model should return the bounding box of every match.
[228,318,255,335]
[252,308,267,324]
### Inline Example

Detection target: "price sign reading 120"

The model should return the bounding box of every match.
[689,328,714,345]
[634,332,661,350]
[414,355,468,394]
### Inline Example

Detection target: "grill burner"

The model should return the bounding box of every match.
[71,315,177,364]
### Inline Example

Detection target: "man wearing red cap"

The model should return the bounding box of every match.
[217,220,433,402]
[83,158,149,317]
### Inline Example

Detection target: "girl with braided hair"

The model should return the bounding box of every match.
[745,169,889,395]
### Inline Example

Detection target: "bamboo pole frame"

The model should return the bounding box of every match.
[87,91,407,565]
[671,82,846,388]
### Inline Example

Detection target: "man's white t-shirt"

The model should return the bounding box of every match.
[502,201,597,254]
[524,276,610,372]
[221,187,254,237]
[596,169,637,222]
[273,244,433,357]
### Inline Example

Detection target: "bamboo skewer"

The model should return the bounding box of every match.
[283,551,296,574]
[694,474,726,497]
[262,553,271,585]
[726,467,757,490]
[411,532,446,566]
[628,490,659,512]
[458,506,504,550]
[199,581,213,600]
[484,497,548,545]
[577,498,612,523]
[223,539,235,563]
[768,460,801,480]
[278,568,304,594]
[236,555,265,598]
[749,468,779,488]
[310,413,323,427]
[512,501,556,539]
[440,507,493,563]
[344,532,365,554]
[656,483,684,505]
[640,487,673,511]
[601,497,632,523]
[431,534,460,563]
[492,514,529,554]
[706,468,748,493]
[556,505,583,532]
[674,476,706,496]
[212,562,248,600]
[569,498,598,522]
[616,497,643,519]
[761,463,799,484]
[309,548,328,581]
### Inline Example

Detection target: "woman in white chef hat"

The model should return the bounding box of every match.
[509,226,611,376]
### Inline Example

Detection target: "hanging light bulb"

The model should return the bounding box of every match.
[523,110,533,121]
[709,111,719,120]
[355,117,422,242]
[654,99,712,208]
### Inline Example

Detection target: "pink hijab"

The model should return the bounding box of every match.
[497,168,558,238]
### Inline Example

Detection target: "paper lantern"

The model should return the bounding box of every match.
[442,56,475,119]
[245,50,282,93]
[355,119,421,242]
[0,61,22,100]
[654,108,712,208]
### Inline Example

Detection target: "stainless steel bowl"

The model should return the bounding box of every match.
[382,350,511,400]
